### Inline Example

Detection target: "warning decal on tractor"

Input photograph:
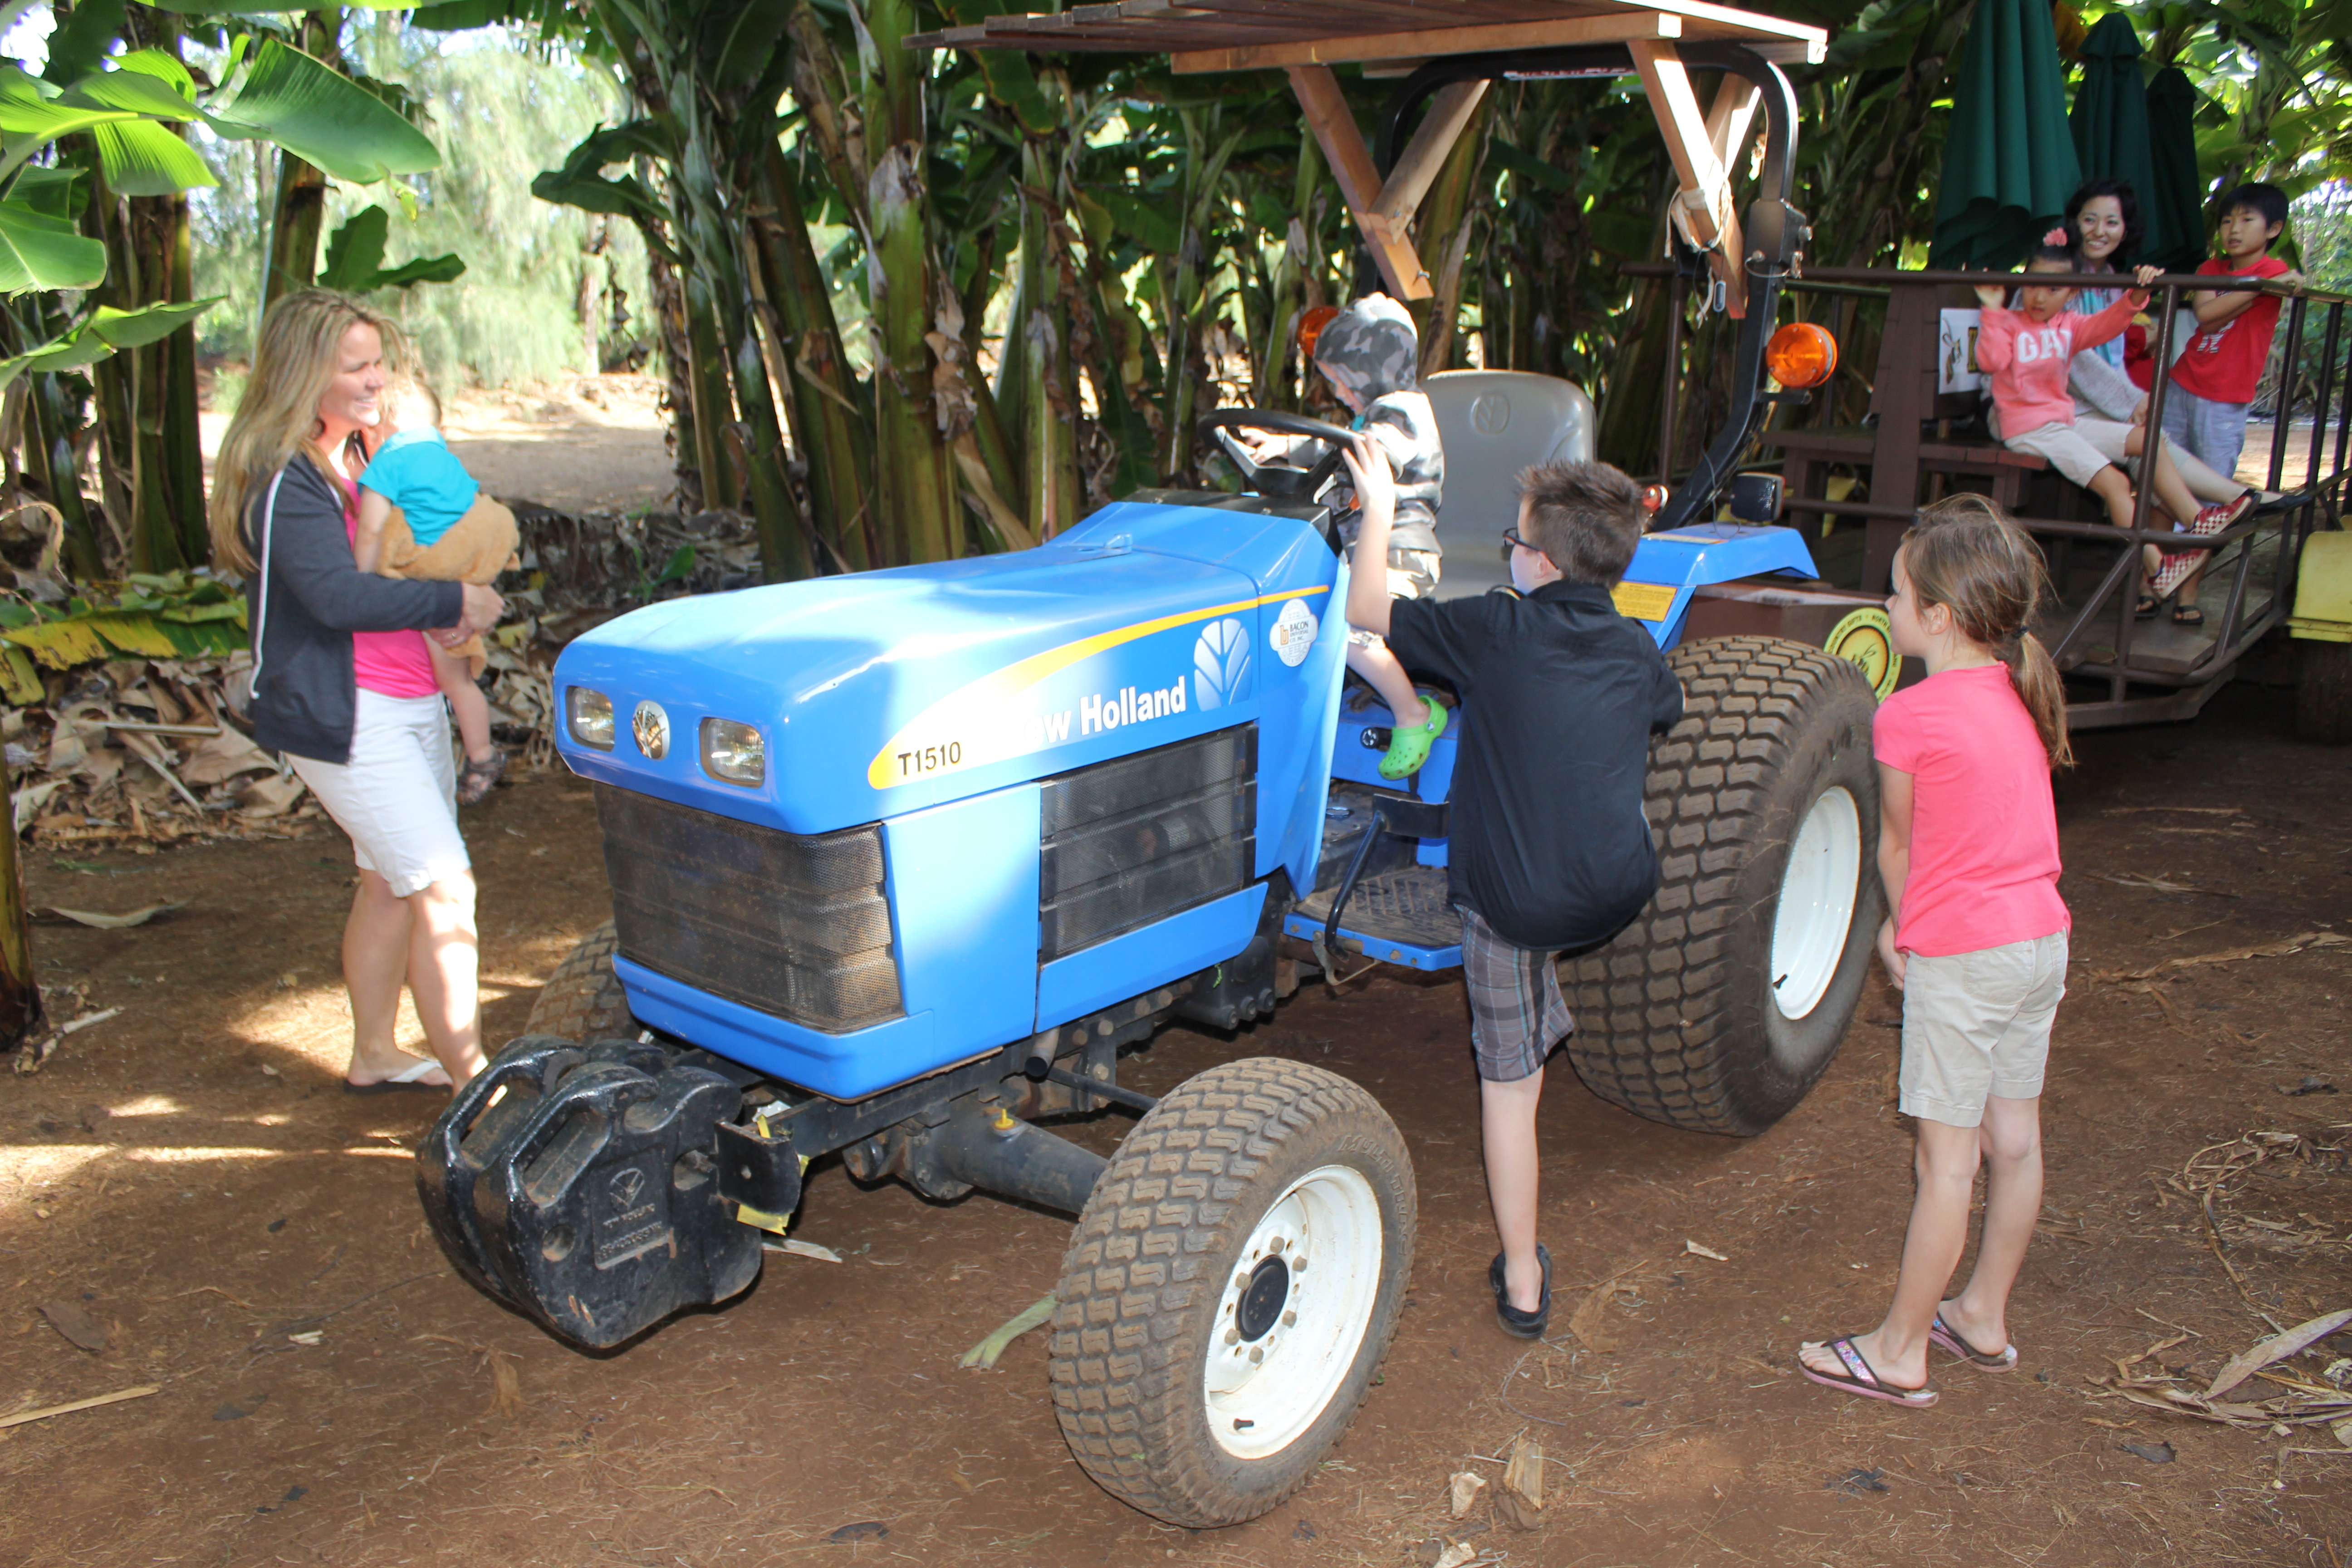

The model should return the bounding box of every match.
[1826,606,1900,698]
[865,586,1328,791]
[1610,581,1678,622]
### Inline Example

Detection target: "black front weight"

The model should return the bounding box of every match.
[420,1038,761,1349]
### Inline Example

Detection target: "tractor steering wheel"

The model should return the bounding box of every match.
[1198,409,1357,507]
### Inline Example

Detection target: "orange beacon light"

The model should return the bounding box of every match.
[1764,322,1838,389]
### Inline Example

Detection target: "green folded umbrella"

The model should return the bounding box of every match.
[2143,66,2210,273]
[1928,0,2083,270]
[2070,15,2169,257]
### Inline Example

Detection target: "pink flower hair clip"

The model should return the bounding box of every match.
[2043,226,2071,247]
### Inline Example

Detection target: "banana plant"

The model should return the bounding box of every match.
[0,22,446,574]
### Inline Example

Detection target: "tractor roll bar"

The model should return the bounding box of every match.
[1373,43,1801,533]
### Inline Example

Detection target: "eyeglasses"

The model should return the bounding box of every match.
[1500,526,1548,564]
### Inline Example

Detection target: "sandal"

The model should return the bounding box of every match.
[1377,696,1450,781]
[2134,593,2159,619]
[344,1054,451,1095]
[1489,1243,1552,1340]
[2171,603,2205,627]
[1929,1308,2019,1372]
[1798,1334,1939,1407]
[456,748,507,806]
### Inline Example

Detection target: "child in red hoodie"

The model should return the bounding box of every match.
[1975,234,2244,614]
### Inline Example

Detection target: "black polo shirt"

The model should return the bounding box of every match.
[1385,580,1685,952]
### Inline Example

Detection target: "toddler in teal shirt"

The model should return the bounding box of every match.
[354,381,517,804]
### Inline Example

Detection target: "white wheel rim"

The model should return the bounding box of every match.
[1203,1163,1382,1461]
[1767,785,1862,1023]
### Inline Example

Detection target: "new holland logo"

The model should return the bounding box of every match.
[1193,617,1250,710]
[608,1165,646,1208]
[632,700,670,759]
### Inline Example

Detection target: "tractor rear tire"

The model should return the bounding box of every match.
[524,918,634,1041]
[1563,636,1883,1136]
[2296,640,2352,745]
[1049,1058,1415,1527]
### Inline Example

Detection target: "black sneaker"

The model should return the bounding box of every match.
[1489,1244,1552,1339]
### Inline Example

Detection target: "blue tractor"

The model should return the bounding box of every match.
[421,28,1890,1529]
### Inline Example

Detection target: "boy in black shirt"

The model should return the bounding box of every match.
[1339,439,1684,1338]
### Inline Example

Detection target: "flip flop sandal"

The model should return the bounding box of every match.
[1489,1243,1552,1340]
[344,1055,451,1095]
[1798,1335,1938,1408]
[2171,604,2205,627]
[1930,1308,2019,1372]
[456,748,507,806]
[2134,593,2159,619]
[1378,697,1450,781]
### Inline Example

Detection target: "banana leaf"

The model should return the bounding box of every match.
[202,40,441,185]
[318,206,465,291]
[0,574,250,670]
[0,200,107,294]
[91,119,217,197]
[0,299,225,390]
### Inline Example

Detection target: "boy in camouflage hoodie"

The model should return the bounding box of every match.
[1263,294,1450,778]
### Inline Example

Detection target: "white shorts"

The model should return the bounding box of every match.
[289,689,470,897]
[2003,421,2114,489]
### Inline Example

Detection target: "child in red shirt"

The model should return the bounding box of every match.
[1975,237,2241,617]
[2160,183,2303,625]
[1797,496,2071,1408]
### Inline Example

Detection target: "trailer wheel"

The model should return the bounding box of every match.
[524,919,634,1040]
[2297,640,2352,745]
[1049,1058,1415,1527]
[1564,636,1884,1136]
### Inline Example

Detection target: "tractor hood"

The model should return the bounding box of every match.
[554,502,1340,836]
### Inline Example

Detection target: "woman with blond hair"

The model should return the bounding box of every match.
[211,289,504,1093]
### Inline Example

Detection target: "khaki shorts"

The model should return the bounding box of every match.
[1346,547,1440,648]
[1899,931,2068,1127]
[2002,421,2113,489]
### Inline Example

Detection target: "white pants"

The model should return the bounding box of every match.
[289,689,470,897]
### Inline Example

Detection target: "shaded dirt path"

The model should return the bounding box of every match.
[0,690,2346,1568]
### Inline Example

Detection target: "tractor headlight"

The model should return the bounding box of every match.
[567,687,616,750]
[701,718,764,787]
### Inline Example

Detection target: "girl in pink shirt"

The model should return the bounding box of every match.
[1798,497,2071,1409]
[1976,237,2245,614]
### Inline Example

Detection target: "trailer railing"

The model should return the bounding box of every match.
[1635,261,2352,728]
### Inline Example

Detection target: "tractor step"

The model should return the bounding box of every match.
[1286,866,1462,969]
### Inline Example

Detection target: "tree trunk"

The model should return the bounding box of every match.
[859,0,959,564]
[680,273,740,512]
[0,758,41,1060]
[751,142,875,571]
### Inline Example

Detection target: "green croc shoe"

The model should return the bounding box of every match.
[1378,697,1449,779]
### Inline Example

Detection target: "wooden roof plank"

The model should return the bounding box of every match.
[1173,10,1681,72]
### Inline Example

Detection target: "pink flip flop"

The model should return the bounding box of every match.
[1798,1335,1939,1408]
[1929,1308,2019,1372]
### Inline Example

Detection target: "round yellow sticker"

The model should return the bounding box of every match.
[1826,606,1899,699]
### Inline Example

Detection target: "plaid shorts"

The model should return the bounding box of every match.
[1460,906,1574,1083]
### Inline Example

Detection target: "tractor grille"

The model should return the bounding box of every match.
[596,786,903,1034]
[1039,725,1256,961]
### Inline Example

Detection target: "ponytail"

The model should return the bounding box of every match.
[1901,495,2074,770]
[2004,630,2073,769]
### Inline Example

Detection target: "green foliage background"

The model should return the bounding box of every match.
[186,20,651,387]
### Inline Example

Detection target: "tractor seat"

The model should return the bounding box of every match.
[1422,370,1597,600]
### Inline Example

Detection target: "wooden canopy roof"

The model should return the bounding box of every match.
[909,0,1826,75]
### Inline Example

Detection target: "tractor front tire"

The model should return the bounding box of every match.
[1564,636,1884,1136]
[1049,1058,1415,1527]
[524,918,634,1041]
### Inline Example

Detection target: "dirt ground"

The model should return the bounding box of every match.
[199,374,679,517]
[1,682,2348,1565]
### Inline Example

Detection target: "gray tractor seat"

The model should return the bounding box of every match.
[1421,370,1597,600]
